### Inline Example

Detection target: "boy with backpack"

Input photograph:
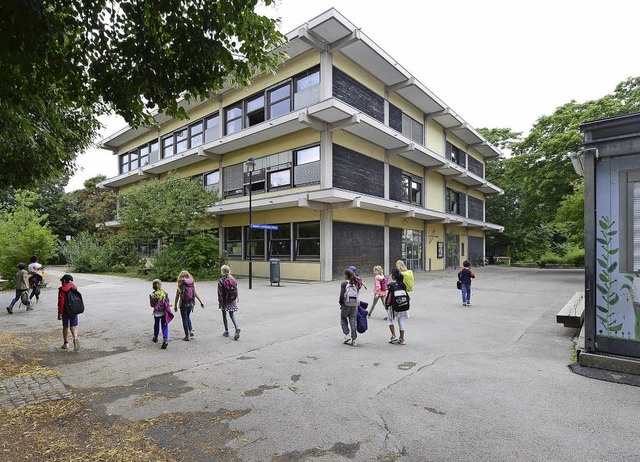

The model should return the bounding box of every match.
[57,274,82,351]
[6,262,31,313]
[385,268,410,345]
[149,279,174,349]
[217,265,241,340]
[339,268,360,347]
[458,260,476,306]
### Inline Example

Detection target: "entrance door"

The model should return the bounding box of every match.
[402,229,423,271]
[446,234,459,269]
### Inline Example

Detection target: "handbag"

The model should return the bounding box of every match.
[456,280,462,290]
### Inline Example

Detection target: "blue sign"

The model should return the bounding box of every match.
[250,224,279,230]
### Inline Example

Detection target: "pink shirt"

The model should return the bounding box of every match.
[374,274,387,297]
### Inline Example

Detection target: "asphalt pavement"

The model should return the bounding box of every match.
[4,265,639,461]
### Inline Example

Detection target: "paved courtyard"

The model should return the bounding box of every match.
[2,266,639,461]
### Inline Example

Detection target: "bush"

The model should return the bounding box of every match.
[62,232,141,273]
[565,248,585,267]
[150,233,226,281]
[536,247,585,267]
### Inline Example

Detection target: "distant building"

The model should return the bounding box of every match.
[99,8,504,281]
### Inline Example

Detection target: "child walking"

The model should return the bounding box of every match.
[217,265,241,340]
[174,270,205,341]
[385,268,410,345]
[149,279,173,349]
[458,260,476,306]
[339,268,360,347]
[369,265,387,318]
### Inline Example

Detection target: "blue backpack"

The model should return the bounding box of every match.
[356,302,368,334]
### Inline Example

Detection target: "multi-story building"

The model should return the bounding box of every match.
[99,8,503,281]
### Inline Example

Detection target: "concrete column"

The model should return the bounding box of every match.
[384,215,390,274]
[320,130,333,188]
[320,209,333,281]
[384,151,390,200]
[320,50,333,100]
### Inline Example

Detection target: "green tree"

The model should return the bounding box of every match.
[0,191,57,285]
[553,181,585,247]
[0,0,284,191]
[119,172,218,242]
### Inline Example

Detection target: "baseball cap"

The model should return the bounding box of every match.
[349,266,357,272]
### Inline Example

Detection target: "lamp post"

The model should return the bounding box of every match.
[245,157,256,289]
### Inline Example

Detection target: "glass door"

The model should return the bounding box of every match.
[446,234,459,269]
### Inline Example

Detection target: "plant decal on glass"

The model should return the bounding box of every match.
[596,216,623,336]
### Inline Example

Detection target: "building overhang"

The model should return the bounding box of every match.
[97,168,158,189]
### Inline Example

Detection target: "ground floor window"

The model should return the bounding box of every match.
[245,228,265,259]
[225,227,242,258]
[402,229,423,271]
[295,222,320,260]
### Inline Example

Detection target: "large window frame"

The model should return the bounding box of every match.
[446,188,461,215]
[225,227,243,259]
[269,225,291,259]
[620,170,640,272]
[295,221,320,260]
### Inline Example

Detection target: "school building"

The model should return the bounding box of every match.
[99,8,504,281]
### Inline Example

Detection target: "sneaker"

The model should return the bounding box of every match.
[26,305,33,311]
[6,306,12,314]
[462,303,467,306]
[183,336,190,341]
[343,335,351,344]
[161,341,168,349]
[352,339,358,347]
[152,337,158,343]
[234,328,241,340]
[61,342,70,350]
[344,338,352,345]
[466,302,471,306]
[190,331,194,338]
[389,336,398,344]
[73,338,80,351]
[398,338,405,345]
[223,331,229,337]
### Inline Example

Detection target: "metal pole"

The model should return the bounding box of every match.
[248,169,253,290]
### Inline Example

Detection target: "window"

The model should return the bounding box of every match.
[268,83,292,119]
[190,122,203,148]
[120,153,130,173]
[296,145,320,165]
[162,135,174,159]
[447,142,466,167]
[621,170,640,272]
[245,228,265,259]
[175,128,188,154]
[204,170,219,191]
[204,113,220,142]
[401,174,410,202]
[411,179,421,204]
[246,94,265,127]
[268,169,291,189]
[295,67,320,92]
[129,149,139,170]
[225,227,243,258]
[226,104,243,135]
[295,222,320,260]
[139,145,150,167]
[269,225,291,258]
[446,188,460,214]
[149,140,158,162]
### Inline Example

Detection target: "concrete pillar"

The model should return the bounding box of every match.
[320,130,333,188]
[384,214,390,274]
[320,50,333,100]
[320,209,333,281]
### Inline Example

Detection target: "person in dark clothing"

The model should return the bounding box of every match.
[458,260,476,306]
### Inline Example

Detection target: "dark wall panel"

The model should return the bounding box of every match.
[333,67,384,122]
[333,222,384,279]
[389,103,402,132]
[468,196,484,221]
[389,227,403,269]
[389,165,404,202]
[333,144,384,197]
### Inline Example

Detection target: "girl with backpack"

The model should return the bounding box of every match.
[369,265,387,318]
[396,260,414,293]
[149,279,173,349]
[339,268,360,347]
[174,270,204,341]
[385,268,410,345]
[217,265,241,340]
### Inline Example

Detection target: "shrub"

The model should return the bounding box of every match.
[62,232,141,273]
[565,247,585,267]
[150,233,226,281]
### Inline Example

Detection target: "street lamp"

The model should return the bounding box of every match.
[245,157,256,289]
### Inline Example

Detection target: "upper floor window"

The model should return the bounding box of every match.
[175,128,188,154]
[295,67,320,92]
[296,145,320,165]
[190,121,203,148]
[447,142,466,168]
[162,135,174,159]
[246,94,266,127]
[225,104,243,135]
[204,170,219,191]
[268,83,292,119]
[401,173,422,205]
[446,188,461,215]
[204,113,220,142]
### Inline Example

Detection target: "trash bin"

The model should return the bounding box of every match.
[269,258,280,286]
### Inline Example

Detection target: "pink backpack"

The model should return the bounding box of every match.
[181,278,195,302]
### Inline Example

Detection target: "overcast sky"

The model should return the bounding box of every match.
[67,0,640,191]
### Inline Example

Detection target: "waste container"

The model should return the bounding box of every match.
[269,258,280,286]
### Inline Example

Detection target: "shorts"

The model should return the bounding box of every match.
[62,314,79,327]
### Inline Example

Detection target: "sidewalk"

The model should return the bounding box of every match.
[2,266,639,461]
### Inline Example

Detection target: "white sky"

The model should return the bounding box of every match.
[66,0,640,191]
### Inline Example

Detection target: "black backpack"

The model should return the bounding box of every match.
[64,288,85,315]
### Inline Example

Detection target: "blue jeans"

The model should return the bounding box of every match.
[461,283,471,304]
[180,302,194,337]
[9,289,29,308]
[154,315,169,341]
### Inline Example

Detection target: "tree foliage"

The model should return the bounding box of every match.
[481,76,640,260]
[0,191,57,284]
[119,172,219,242]
[0,0,284,191]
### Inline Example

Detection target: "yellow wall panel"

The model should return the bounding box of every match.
[333,209,384,226]
[468,189,484,200]
[426,171,444,210]
[426,223,445,270]
[426,119,445,155]
[227,261,320,280]
[388,93,423,124]
[220,208,320,227]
